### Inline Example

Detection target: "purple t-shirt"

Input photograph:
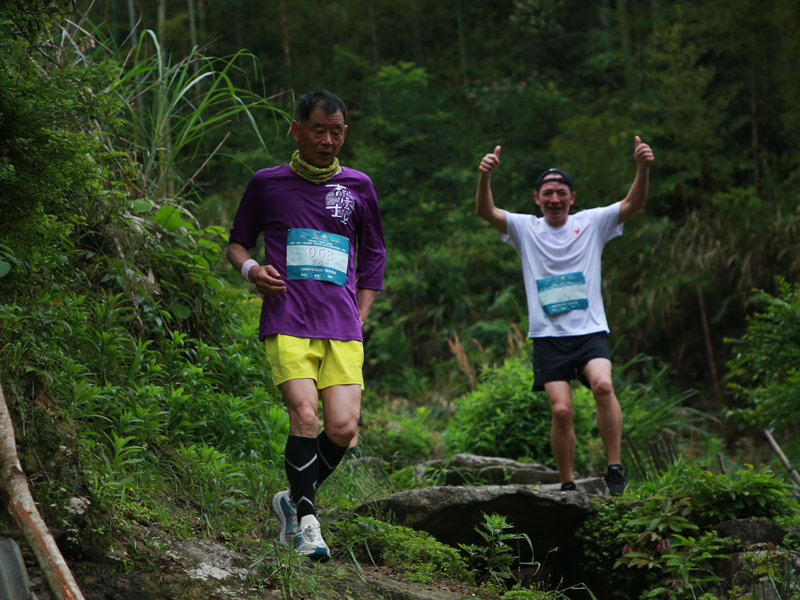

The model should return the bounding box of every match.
[229,164,386,342]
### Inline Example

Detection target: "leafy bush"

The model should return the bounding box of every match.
[329,515,472,584]
[579,461,796,600]
[726,278,800,431]
[459,512,535,591]
[442,357,595,467]
[632,462,793,527]
[362,404,437,462]
[577,497,658,599]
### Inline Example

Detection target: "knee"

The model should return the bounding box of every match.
[290,404,319,430]
[551,403,574,426]
[325,417,359,447]
[592,378,615,403]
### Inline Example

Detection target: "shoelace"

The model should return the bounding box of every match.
[302,521,323,544]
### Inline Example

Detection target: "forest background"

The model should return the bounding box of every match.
[80,0,800,458]
[2,0,800,554]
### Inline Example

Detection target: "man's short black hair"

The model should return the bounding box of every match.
[535,168,574,192]
[296,90,348,124]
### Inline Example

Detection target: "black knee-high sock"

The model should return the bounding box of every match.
[316,430,349,489]
[284,435,318,520]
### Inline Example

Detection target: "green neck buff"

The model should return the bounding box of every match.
[290,150,342,185]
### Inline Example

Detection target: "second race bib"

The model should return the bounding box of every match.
[536,272,589,315]
[286,228,349,286]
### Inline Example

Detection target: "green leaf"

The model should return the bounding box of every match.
[153,205,190,231]
[206,275,223,292]
[131,200,153,213]
[0,260,11,278]
[169,301,192,320]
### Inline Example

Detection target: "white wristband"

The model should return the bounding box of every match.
[240,259,259,282]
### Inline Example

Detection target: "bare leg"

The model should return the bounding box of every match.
[544,381,575,484]
[281,378,322,437]
[581,358,622,466]
[319,384,361,447]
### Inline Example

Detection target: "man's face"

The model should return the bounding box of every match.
[291,106,348,168]
[534,176,576,227]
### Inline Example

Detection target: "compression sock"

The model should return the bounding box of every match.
[284,435,319,520]
[316,430,349,488]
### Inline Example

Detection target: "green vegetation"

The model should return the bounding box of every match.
[726,278,800,432]
[579,461,800,599]
[330,515,472,585]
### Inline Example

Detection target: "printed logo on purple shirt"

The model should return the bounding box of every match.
[325,183,356,224]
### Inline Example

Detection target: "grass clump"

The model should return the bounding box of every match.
[329,515,472,585]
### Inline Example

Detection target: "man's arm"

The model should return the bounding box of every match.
[356,288,378,327]
[476,145,508,234]
[226,242,287,297]
[619,136,655,224]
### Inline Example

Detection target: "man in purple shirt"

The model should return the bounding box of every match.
[226,90,385,561]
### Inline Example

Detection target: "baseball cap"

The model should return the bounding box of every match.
[535,168,574,192]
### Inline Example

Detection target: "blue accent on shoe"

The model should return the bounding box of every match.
[271,490,298,546]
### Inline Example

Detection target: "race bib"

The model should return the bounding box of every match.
[536,272,589,315]
[286,228,349,286]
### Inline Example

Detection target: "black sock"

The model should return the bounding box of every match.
[284,435,318,520]
[316,430,349,488]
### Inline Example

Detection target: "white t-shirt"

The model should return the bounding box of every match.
[502,202,623,338]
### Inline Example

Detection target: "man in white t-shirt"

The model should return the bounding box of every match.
[475,137,654,495]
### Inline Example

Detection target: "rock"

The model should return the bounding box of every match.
[711,549,800,599]
[29,526,278,600]
[414,453,562,485]
[717,519,787,547]
[535,477,608,496]
[357,484,594,589]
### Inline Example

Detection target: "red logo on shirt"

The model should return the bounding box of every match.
[574,228,580,235]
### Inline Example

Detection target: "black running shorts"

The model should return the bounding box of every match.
[532,331,611,392]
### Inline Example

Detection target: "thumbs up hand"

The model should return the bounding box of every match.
[634,136,654,169]
[479,145,502,175]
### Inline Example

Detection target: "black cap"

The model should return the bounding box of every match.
[535,168,574,192]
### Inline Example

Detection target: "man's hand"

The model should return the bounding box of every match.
[634,136,654,169]
[479,145,502,175]
[249,264,288,297]
[619,135,654,223]
[357,288,378,327]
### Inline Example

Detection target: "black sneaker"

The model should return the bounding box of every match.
[560,481,578,492]
[605,464,627,496]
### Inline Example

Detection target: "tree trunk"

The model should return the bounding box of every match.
[411,1,425,67]
[280,0,293,91]
[456,0,468,82]
[600,0,611,52]
[368,0,380,105]
[158,0,166,43]
[751,56,760,196]
[0,383,85,600]
[187,0,198,49]
[695,277,720,398]
[619,0,635,103]
[126,0,137,49]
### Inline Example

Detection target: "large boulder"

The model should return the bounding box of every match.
[413,454,608,494]
[357,484,594,591]
[716,519,787,547]
[413,454,562,485]
[712,549,800,599]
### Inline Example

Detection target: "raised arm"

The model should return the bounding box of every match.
[476,145,508,234]
[619,136,655,224]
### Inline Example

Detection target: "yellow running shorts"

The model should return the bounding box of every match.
[264,334,364,390]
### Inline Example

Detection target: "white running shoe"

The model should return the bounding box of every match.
[292,515,331,562]
[271,490,298,546]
